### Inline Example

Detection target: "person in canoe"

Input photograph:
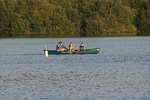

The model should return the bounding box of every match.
[79,42,85,51]
[68,42,80,53]
[56,41,67,52]
[68,42,78,53]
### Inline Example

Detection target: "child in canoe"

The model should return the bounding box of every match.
[68,42,85,53]
[68,42,76,53]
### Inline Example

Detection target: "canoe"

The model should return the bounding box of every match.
[44,48,100,56]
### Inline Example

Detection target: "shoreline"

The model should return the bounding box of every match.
[0,35,150,39]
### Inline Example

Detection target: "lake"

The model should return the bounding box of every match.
[0,37,150,100]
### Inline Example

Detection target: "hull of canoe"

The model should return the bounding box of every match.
[44,48,100,55]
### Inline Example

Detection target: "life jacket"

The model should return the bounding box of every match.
[69,43,74,49]
[68,43,75,53]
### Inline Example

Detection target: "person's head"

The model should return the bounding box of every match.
[69,42,72,44]
[81,42,84,44]
[58,41,62,44]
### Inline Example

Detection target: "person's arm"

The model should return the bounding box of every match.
[62,45,67,49]
[56,45,59,50]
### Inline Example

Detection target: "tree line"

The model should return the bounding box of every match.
[0,0,150,37]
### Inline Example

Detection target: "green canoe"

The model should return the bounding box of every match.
[44,48,100,56]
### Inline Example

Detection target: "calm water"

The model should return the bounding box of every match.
[0,37,150,100]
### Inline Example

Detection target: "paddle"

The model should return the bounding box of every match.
[44,45,48,57]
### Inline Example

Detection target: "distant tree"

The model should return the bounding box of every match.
[138,0,150,35]
[0,0,149,37]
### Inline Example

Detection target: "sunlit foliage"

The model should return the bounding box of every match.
[0,0,149,37]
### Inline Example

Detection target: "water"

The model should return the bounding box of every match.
[0,37,150,100]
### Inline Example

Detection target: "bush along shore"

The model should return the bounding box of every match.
[0,0,150,37]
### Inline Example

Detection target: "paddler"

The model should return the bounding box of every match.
[68,42,75,53]
[56,41,67,52]
[79,42,85,51]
